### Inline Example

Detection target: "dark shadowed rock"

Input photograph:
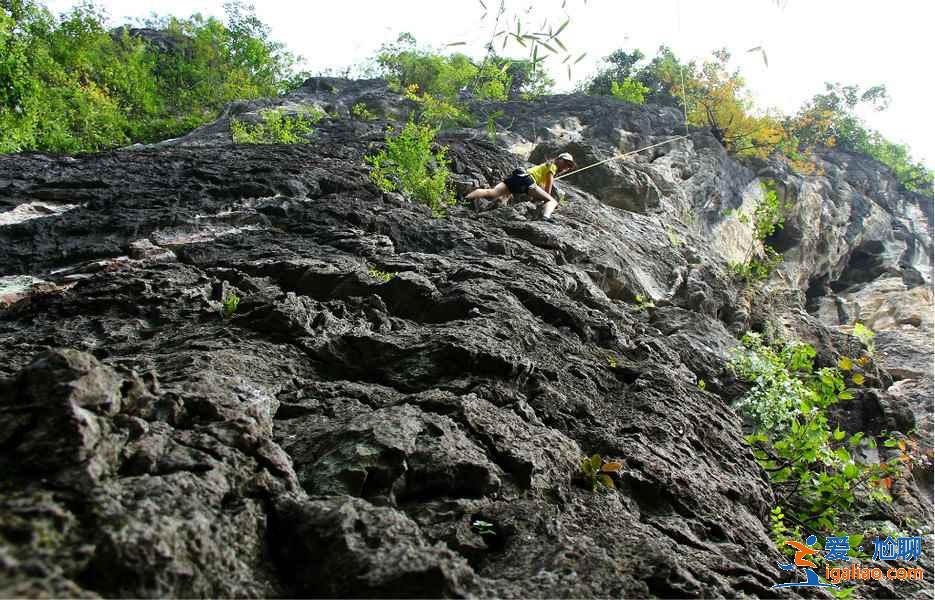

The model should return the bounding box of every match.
[0,77,930,599]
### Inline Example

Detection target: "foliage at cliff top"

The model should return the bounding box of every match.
[370,32,554,102]
[0,0,306,153]
[0,0,930,196]
[581,46,933,193]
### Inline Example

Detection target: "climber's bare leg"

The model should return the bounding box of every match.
[527,185,559,219]
[467,182,509,200]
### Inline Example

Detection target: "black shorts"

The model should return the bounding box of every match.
[504,169,535,194]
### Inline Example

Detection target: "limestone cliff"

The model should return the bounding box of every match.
[0,78,931,598]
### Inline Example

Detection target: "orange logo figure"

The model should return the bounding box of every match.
[784,539,821,568]
[772,534,836,590]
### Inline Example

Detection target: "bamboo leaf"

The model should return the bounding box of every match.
[574,52,587,64]
[561,54,571,64]
[553,18,569,37]
[538,41,557,54]
[567,64,572,80]
[601,462,623,473]
[478,0,486,9]
[553,37,567,52]
[838,356,853,371]
[445,41,467,47]
[599,474,615,489]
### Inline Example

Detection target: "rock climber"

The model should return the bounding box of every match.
[467,152,576,220]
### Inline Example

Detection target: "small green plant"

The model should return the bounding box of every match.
[632,294,655,310]
[470,519,496,537]
[366,120,455,216]
[666,226,683,248]
[484,110,505,142]
[829,586,856,600]
[606,355,618,369]
[852,322,875,355]
[727,181,788,285]
[728,246,783,284]
[731,332,896,534]
[351,102,376,120]
[679,207,698,226]
[231,107,323,144]
[579,454,622,492]
[769,506,796,551]
[221,291,241,318]
[403,84,473,128]
[610,78,649,104]
[697,378,706,390]
[752,180,785,240]
[367,267,397,282]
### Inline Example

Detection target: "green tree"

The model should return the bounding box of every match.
[787,83,932,193]
[581,46,682,107]
[0,0,306,153]
[373,33,513,102]
[610,78,648,104]
[582,49,644,95]
[786,83,887,149]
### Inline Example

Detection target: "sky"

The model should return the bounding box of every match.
[46,0,935,169]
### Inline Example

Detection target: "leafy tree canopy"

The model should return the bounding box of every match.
[581,45,932,193]
[371,32,553,102]
[0,0,307,153]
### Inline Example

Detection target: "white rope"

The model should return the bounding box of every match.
[554,135,688,180]
[552,0,694,183]
[676,0,690,137]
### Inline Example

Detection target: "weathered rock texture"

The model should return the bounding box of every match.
[0,78,931,598]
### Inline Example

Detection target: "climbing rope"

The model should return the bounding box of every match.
[676,0,690,137]
[554,135,688,180]
[556,0,693,182]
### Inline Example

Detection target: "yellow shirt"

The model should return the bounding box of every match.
[527,162,557,188]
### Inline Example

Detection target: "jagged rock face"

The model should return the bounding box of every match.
[0,78,931,598]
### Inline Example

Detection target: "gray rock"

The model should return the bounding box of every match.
[0,77,930,598]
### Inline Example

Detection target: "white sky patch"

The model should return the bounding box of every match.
[45,0,935,168]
